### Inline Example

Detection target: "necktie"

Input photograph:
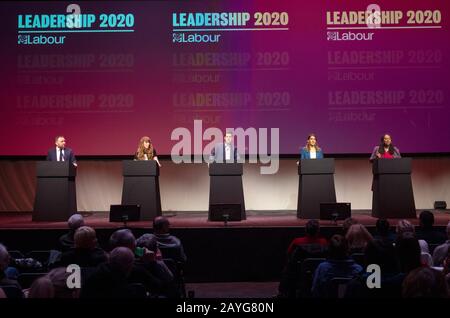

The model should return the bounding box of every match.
[60,148,64,161]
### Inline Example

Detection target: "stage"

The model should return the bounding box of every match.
[0,209,449,230]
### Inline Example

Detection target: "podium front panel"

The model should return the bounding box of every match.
[36,161,76,177]
[372,158,412,175]
[33,161,77,221]
[209,163,243,176]
[298,158,335,175]
[123,160,159,176]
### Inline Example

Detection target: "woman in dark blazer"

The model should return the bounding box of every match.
[369,134,401,162]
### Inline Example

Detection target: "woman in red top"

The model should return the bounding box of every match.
[370,134,401,162]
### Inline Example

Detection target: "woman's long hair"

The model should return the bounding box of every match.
[136,136,154,160]
[305,133,321,152]
[378,134,395,155]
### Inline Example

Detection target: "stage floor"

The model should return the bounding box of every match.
[0,210,448,230]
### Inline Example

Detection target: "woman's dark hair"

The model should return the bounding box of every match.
[378,134,395,155]
[402,267,449,298]
[376,219,391,236]
[364,239,399,273]
[328,234,348,260]
[396,232,422,273]
[305,219,320,237]
[304,133,321,152]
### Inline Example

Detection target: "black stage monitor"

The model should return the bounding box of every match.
[110,204,140,222]
[320,203,351,220]
[434,201,447,210]
[209,204,242,221]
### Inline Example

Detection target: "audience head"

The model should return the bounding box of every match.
[345,224,373,251]
[153,216,170,235]
[328,235,349,260]
[68,214,85,231]
[419,211,434,229]
[74,226,97,249]
[446,221,450,240]
[396,232,422,273]
[376,219,391,236]
[305,219,320,237]
[402,267,448,298]
[0,243,10,272]
[136,234,158,253]
[46,267,78,298]
[28,277,55,298]
[443,249,450,276]
[396,219,415,239]
[364,239,399,273]
[342,218,358,235]
[109,247,135,276]
[109,228,136,251]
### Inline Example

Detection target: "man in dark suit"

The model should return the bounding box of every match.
[209,131,241,163]
[47,135,77,166]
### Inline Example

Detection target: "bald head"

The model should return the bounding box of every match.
[109,247,134,275]
[68,214,84,231]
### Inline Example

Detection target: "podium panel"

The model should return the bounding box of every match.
[121,160,161,221]
[208,163,246,221]
[372,158,416,218]
[297,158,336,219]
[33,161,77,221]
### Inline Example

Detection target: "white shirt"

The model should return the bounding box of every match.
[144,154,148,160]
[310,149,317,159]
[225,144,231,161]
[56,147,65,161]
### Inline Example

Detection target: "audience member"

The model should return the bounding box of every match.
[59,214,85,251]
[342,218,358,235]
[287,219,327,256]
[374,219,396,245]
[153,216,187,264]
[415,211,447,245]
[58,226,108,267]
[432,221,450,267]
[402,266,448,298]
[345,224,373,254]
[311,235,363,297]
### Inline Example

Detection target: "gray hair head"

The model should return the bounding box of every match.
[109,247,135,275]
[136,234,158,252]
[109,228,136,250]
[68,214,84,231]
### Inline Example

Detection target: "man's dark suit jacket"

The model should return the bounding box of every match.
[47,147,77,165]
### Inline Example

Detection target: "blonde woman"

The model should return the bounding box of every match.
[345,224,373,254]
